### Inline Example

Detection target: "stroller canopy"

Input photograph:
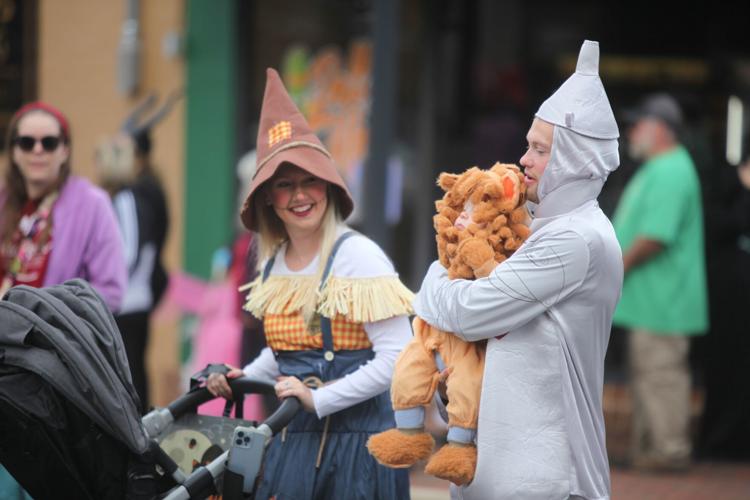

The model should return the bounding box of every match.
[0,279,148,454]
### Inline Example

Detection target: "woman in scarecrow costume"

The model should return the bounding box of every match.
[208,69,413,499]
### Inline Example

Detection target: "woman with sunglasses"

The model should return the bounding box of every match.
[0,102,126,308]
[0,103,128,497]
[207,70,413,499]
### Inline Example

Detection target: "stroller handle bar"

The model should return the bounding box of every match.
[260,393,301,434]
[166,377,277,419]
[144,377,301,440]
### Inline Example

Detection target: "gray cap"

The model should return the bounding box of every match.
[623,93,683,132]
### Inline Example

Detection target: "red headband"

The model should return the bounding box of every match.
[12,101,71,139]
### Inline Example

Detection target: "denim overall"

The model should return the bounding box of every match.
[253,232,409,500]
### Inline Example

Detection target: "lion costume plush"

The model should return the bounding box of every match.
[367,162,530,485]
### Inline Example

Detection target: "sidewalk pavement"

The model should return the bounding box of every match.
[409,461,750,499]
[611,462,750,500]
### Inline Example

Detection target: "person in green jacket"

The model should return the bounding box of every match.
[613,93,708,472]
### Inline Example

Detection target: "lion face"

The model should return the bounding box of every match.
[434,162,531,279]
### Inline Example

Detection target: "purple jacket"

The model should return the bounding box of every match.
[1,176,127,311]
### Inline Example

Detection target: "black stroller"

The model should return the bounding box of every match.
[0,279,298,499]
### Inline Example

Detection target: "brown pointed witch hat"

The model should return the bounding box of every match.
[240,68,354,231]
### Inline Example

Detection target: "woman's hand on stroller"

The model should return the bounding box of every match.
[275,376,315,413]
[206,365,244,399]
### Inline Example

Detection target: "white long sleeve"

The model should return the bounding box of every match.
[242,347,281,384]
[311,315,412,418]
[414,228,590,341]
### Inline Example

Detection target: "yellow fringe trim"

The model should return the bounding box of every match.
[319,276,415,323]
[241,275,415,323]
[241,275,318,318]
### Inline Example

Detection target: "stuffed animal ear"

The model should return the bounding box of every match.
[502,176,518,200]
[491,162,520,175]
[437,172,460,192]
[489,162,504,173]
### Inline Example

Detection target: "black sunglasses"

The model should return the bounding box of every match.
[13,135,62,153]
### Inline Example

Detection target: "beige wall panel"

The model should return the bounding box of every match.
[38,0,186,406]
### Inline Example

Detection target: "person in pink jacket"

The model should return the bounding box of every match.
[0,102,127,498]
[0,102,126,310]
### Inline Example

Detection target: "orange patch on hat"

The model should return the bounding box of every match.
[268,120,292,147]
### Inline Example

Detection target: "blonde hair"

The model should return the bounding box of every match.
[253,184,346,322]
[95,134,136,194]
